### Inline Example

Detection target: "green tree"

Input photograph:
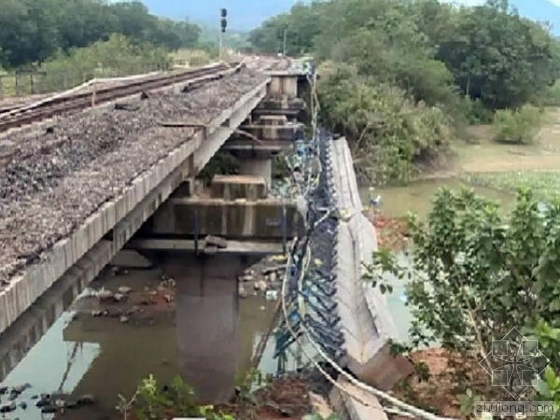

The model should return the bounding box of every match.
[317,61,451,185]
[432,0,560,109]
[366,187,560,397]
[0,0,202,68]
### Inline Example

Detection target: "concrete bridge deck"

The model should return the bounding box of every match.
[0,65,271,334]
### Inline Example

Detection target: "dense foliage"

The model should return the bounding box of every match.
[250,0,560,184]
[368,189,560,410]
[318,62,451,184]
[0,0,201,68]
[367,188,560,411]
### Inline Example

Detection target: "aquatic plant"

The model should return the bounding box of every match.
[462,170,560,202]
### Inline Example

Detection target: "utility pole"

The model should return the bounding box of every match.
[282,29,287,56]
[220,8,227,62]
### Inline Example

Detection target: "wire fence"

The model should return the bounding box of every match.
[0,53,225,100]
[0,62,174,99]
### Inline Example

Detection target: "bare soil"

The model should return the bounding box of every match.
[364,208,409,251]
[392,348,491,419]
[453,108,560,173]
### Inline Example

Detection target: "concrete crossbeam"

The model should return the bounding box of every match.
[126,239,285,255]
[149,197,300,240]
[235,123,303,141]
[210,175,268,200]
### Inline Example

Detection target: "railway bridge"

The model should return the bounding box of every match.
[0,58,412,419]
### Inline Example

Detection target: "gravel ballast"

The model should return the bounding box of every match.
[0,66,268,285]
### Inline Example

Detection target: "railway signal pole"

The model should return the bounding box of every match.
[219,8,227,62]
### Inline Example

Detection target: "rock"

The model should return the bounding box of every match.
[65,400,78,409]
[120,316,129,323]
[36,398,50,408]
[92,310,103,317]
[254,280,267,292]
[19,402,27,409]
[126,305,140,315]
[97,289,113,301]
[41,405,57,414]
[163,294,172,303]
[0,402,16,413]
[0,386,7,394]
[269,272,278,283]
[270,254,287,263]
[262,265,284,275]
[205,235,227,248]
[113,293,126,302]
[238,285,248,298]
[11,384,30,394]
[77,394,96,406]
[265,290,279,301]
[118,286,132,294]
[240,275,253,282]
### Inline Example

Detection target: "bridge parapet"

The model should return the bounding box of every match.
[329,137,413,389]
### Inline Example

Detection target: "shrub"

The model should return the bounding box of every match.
[541,80,560,107]
[460,97,494,125]
[317,61,452,185]
[492,104,543,144]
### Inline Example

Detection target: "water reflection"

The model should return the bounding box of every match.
[0,263,284,419]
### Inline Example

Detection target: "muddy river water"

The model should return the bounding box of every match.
[0,263,287,420]
[0,177,513,420]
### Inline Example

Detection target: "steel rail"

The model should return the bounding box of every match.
[0,62,241,132]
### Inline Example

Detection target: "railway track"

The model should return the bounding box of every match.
[0,61,241,132]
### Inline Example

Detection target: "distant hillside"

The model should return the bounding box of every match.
[140,0,301,30]
[139,0,560,34]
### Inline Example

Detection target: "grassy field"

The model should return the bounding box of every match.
[0,48,218,99]
[453,107,560,201]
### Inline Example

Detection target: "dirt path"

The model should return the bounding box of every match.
[454,107,560,173]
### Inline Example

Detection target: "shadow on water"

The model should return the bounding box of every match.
[0,262,285,420]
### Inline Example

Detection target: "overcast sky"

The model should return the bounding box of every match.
[449,0,560,5]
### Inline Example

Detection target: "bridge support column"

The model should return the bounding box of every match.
[239,158,272,187]
[164,253,259,404]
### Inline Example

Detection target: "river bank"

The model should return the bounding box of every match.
[359,107,560,418]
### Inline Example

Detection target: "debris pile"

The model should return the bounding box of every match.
[237,254,286,300]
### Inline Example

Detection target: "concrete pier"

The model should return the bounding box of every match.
[239,158,272,187]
